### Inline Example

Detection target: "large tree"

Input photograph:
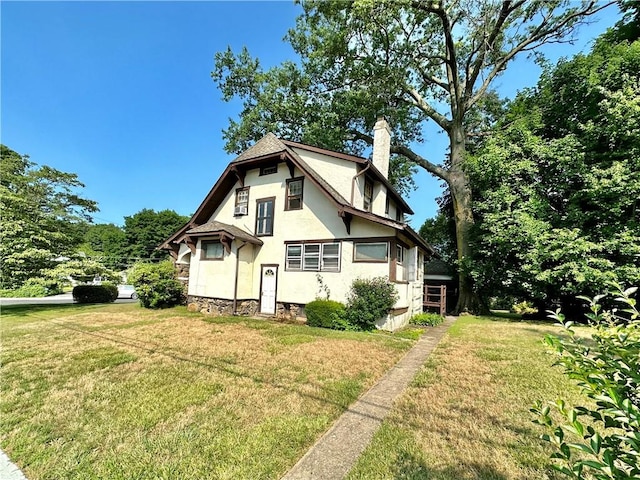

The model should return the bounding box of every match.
[467,10,639,314]
[213,0,613,313]
[0,145,98,289]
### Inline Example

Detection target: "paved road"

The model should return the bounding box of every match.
[0,292,138,307]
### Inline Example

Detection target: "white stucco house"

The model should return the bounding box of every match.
[160,119,435,330]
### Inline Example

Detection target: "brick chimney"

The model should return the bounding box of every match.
[372,117,391,179]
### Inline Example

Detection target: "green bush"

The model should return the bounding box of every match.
[410,312,444,326]
[345,277,398,331]
[511,300,537,315]
[305,299,350,330]
[128,261,184,309]
[532,284,639,479]
[72,283,118,303]
[0,277,63,298]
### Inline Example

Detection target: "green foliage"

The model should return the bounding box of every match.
[124,209,189,260]
[0,277,62,298]
[305,299,351,330]
[80,223,128,269]
[0,145,98,289]
[511,301,538,315]
[72,284,118,304]
[532,285,640,479]
[43,258,121,286]
[409,312,444,327]
[467,22,640,312]
[128,261,184,309]
[345,277,398,331]
[419,211,457,265]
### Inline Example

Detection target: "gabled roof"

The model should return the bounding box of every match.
[160,133,433,255]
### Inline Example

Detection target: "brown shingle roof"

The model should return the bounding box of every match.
[232,132,287,162]
[186,221,263,245]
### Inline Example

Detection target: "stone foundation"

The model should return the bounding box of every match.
[187,295,259,317]
[186,295,301,320]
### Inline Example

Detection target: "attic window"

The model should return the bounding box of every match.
[286,177,304,210]
[260,164,278,176]
[234,187,249,216]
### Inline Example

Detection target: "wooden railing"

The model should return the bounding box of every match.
[424,285,446,315]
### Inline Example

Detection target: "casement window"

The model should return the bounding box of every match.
[396,208,403,222]
[201,240,224,260]
[256,198,275,236]
[364,178,374,212]
[286,242,341,272]
[234,187,249,216]
[354,242,388,262]
[396,244,405,264]
[260,164,278,176]
[286,177,304,210]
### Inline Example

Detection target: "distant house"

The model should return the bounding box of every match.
[160,119,435,330]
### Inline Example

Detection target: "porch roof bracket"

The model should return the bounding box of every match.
[220,233,233,254]
[285,158,296,178]
[338,209,352,235]
[185,236,196,254]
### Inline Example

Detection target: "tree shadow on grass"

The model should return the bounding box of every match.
[389,450,509,480]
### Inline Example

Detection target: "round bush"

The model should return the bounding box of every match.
[128,261,184,309]
[73,283,118,303]
[345,277,398,330]
[305,299,349,330]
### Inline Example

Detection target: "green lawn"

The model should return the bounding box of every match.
[1,306,588,479]
[346,315,587,480]
[0,303,413,480]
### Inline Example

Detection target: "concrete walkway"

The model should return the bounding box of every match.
[0,450,28,480]
[282,316,456,480]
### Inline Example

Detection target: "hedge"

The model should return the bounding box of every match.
[72,284,118,304]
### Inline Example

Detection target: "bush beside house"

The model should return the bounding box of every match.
[128,261,184,309]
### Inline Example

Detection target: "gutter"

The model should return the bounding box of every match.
[350,162,371,206]
[233,241,247,314]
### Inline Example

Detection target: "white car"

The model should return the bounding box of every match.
[117,285,138,299]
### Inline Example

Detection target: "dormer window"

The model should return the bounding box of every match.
[260,164,278,176]
[364,177,373,212]
[286,177,304,210]
[234,187,249,216]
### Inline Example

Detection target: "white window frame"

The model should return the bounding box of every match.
[286,242,341,272]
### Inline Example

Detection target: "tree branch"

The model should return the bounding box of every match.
[405,87,451,132]
[466,0,613,110]
[391,144,450,182]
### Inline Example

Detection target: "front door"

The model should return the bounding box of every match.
[260,265,278,314]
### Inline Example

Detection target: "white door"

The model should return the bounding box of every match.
[260,265,278,314]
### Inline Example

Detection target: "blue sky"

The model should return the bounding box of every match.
[1,1,621,229]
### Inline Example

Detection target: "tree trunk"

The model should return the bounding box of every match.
[448,124,487,315]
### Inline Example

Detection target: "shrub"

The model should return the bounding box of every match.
[531,284,639,479]
[511,300,537,315]
[0,278,64,298]
[410,312,445,326]
[345,277,398,331]
[305,299,350,330]
[128,261,184,309]
[73,283,118,303]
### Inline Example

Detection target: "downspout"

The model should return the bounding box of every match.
[350,162,371,206]
[233,241,247,315]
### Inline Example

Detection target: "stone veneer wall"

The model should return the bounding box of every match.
[187,295,301,320]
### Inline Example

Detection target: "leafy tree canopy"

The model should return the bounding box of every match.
[467,14,640,314]
[0,145,98,289]
[124,209,189,260]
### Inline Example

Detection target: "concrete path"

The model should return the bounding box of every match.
[282,316,456,480]
[0,450,28,480]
